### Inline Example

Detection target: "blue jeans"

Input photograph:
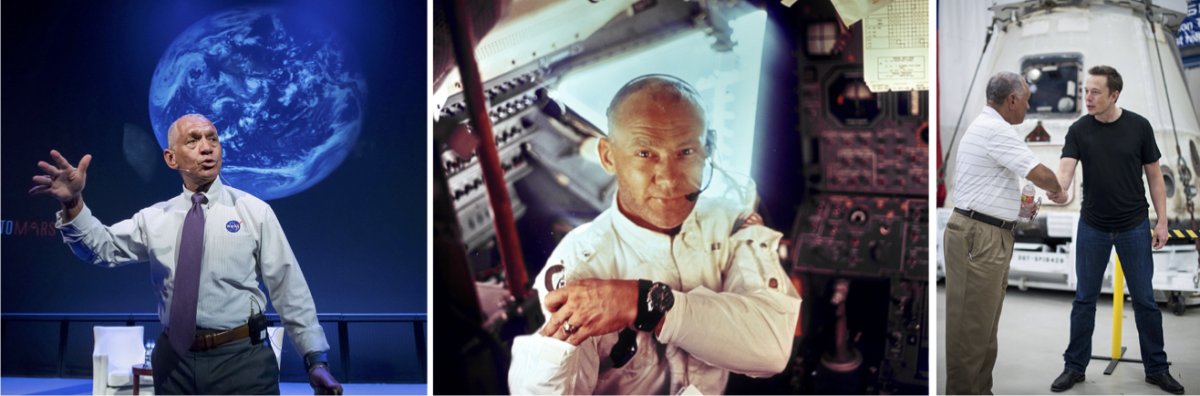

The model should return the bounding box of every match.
[1063,219,1168,375]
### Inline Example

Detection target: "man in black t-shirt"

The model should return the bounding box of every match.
[1049,66,1183,395]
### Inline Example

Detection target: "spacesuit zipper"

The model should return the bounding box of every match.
[669,234,682,288]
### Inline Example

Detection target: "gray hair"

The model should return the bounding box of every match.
[985,71,1026,105]
[605,75,707,139]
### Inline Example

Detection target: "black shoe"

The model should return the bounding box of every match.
[1051,369,1085,392]
[1146,371,1185,395]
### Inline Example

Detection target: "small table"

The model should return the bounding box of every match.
[132,364,152,395]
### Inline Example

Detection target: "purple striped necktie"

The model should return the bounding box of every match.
[169,192,206,355]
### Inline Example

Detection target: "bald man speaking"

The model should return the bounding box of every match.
[31,114,342,394]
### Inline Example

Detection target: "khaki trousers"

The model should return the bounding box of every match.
[943,212,1014,395]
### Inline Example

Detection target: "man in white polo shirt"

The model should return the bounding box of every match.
[944,71,1067,395]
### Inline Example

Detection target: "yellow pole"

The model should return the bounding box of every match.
[1111,254,1125,359]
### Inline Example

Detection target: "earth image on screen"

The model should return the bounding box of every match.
[149,7,366,200]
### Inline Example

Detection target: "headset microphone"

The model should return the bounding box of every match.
[183,159,215,174]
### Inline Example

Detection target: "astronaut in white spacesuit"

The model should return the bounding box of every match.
[507,74,802,395]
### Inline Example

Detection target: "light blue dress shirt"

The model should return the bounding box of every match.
[56,177,330,355]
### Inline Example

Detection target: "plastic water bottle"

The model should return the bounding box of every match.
[144,340,154,368]
[1018,183,1037,221]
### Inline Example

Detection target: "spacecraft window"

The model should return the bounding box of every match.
[804,21,842,57]
[551,10,769,203]
[826,71,882,127]
[1020,54,1083,118]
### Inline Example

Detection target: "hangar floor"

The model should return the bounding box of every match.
[937,283,1200,395]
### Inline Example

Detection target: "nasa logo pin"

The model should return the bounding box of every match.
[226,220,241,233]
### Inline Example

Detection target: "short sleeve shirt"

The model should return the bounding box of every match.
[1062,109,1160,231]
[953,106,1041,221]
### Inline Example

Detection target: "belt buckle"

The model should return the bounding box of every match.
[201,333,215,350]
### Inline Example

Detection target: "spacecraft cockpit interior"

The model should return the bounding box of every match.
[433,0,930,394]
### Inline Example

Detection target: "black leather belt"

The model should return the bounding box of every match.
[954,208,1016,231]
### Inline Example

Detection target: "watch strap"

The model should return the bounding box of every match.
[634,279,664,332]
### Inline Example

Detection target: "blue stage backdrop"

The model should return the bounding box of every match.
[1,0,426,383]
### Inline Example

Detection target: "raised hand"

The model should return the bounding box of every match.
[29,150,92,203]
[539,279,639,345]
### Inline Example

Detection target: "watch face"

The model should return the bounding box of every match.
[650,283,674,312]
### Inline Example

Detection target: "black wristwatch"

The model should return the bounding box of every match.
[634,280,674,332]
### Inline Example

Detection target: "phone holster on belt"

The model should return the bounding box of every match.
[248,312,267,345]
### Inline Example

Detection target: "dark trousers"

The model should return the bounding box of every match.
[152,331,281,395]
[1063,219,1169,375]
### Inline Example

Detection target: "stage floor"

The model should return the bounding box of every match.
[0,377,426,395]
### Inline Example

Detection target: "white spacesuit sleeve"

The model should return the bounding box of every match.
[656,225,801,377]
[508,332,600,394]
[507,237,600,394]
